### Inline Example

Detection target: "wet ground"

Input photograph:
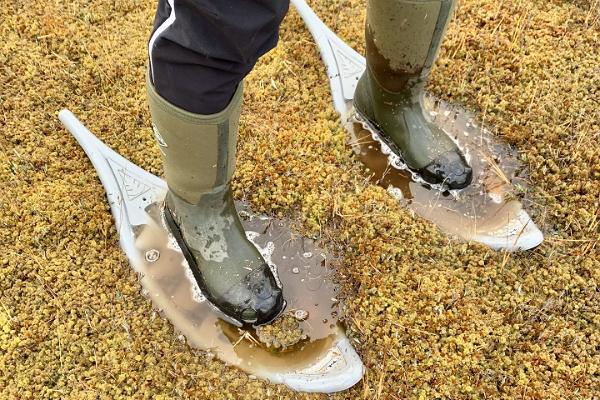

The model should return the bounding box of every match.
[135,201,342,377]
[345,95,531,244]
[1,0,598,398]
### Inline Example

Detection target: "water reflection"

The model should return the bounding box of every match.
[133,201,344,377]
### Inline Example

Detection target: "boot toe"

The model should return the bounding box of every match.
[252,287,285,326]
[420,150,473,190]
[220,265,285,326]
[245,265,285,325]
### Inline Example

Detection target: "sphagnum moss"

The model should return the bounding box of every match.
[1,0,598,399]
[256,313,307,350]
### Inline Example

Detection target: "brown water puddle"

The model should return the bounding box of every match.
[345,95,532,242]
[133,201,341,376]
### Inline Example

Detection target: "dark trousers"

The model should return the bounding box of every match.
[149,0,290,114]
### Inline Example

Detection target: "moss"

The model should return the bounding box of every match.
[0,0,598,399]
[255,313,307,350]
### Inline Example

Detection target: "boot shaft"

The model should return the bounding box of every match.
[365,0,456,94]
[147,73,242,204]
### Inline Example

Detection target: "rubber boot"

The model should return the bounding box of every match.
[147,76,285,326]
[354,0,472,190]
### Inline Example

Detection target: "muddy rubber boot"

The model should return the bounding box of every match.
[147,76,285,326]
[354,0,472,190]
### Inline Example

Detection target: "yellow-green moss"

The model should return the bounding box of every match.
[256,313,307,350]
[0,0,598,398]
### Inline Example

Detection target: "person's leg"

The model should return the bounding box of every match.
[149,0,289,114]
[146,0,289,326]
[354,0,472,190]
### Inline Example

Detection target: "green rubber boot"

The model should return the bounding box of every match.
[147,76,285,326]
[354,0,472,190]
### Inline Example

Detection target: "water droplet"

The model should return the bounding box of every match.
[145,249,160,262]
[294,309,309,321]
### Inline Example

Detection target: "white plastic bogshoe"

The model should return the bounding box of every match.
[291,0,543,252]
[57,110,364,393]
